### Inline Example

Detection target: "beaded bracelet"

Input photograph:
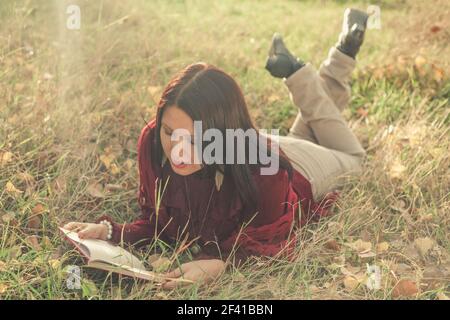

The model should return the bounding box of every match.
[99,220,113,240]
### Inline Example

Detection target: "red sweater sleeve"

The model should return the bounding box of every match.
[195,169,299,268]
[95,210,168,248]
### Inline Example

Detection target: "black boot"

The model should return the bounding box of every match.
[265,33,305,79]
[336,8,369,59]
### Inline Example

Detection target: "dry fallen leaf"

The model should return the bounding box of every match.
[42,236,52,248]
[392,263,414,275]
[27,203,45,230]
[414,55,427,69]
[0,151,13,166]
[392,279,419,298]
[372,67,385,79]
[32,203,45,215]
[436,292,449,300]
[51,245,64,260]
[124,159,134,170]
[395,199,408,210]
[341,265,368,291]
[110,163,121,175]
[324,239,341,251]
[359,251,377,259]
[418,213,433,223]
[430,25,442,33]
[333,254,346,266]
[376,242,390,254]
[432,65,445,82]
[403,243,422,262]
[9,246,22,259]
[356,107,369,118]
[422,265,449,290]
[100,153,115,169]
[267,94,281,103]
[49,259,61,270]
[17,171,36,185]
[343,276,360,292]
[100,151,121,175]
[414,237,435,257]
[1,212,16,224]
[389,159,407,180]
[348,239,372,253]
[86,182,105,198]
[359,229,372,242]
[27,214,41,230]
[147,85,162,102]
[326,221,344,233]
[5,181,23,194]
[43,72,54,80]
[340,265,362,276]
[105,184,124,192]
[0,283,8,294]
[26,235,42,251]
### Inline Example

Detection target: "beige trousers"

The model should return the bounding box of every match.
[275,47,367,202]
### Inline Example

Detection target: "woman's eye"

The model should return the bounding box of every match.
[163,128,172,136]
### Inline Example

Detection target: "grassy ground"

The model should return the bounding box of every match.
[0,0,449,299]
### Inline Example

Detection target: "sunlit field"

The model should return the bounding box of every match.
[0,0,449,299]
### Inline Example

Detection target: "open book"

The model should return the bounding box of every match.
[59,227,192,284]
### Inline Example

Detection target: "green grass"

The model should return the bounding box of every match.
[0,0,449,299]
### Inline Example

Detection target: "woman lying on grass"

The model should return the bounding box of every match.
[64,8,369,289]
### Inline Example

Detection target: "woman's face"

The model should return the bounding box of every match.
[160,105,203,176]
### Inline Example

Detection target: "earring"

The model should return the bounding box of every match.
[161,154,167,167]
[215,166,224,191]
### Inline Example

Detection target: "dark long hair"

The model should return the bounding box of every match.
[152,62,293,209]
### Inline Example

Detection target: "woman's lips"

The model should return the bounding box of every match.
[172,162,187,169]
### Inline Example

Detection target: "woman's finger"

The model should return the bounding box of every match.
[165,267,184,278]
[162,280,178,290]
[74,225,88,236]
[162,279,191,290]
[78,230,88,238]
[72,225,83,232]
[78,226,93,239]
[63,222,79,230]
[73,225,84,232]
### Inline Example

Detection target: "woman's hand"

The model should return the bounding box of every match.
[63,222,109,240]
[162,259,227,290]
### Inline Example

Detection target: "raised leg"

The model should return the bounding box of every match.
[283,63,366,159]
[287,113,318,144]
[319,8,368,111]
[318,46,356,112]
[265,8,368,144]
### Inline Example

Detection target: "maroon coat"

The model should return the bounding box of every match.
[97,119,339,267]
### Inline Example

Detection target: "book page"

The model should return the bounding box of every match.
[59,227,146,271]
[87,261,167,282]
